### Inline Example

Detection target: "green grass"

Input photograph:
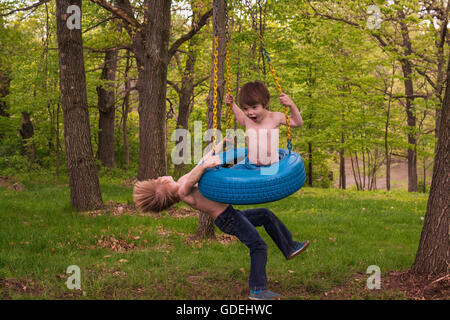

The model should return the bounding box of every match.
[0,175,427,299]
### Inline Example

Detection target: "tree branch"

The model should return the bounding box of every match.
[194,76,209,88]
[83,16,117,33]
[89,0,139,28]
[0,0,50,17]
[168,9,213,58]
[84,45,132,53]
[167,80,181,94]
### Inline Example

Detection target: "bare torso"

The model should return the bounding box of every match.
[177,175,228,220]
[244,112,282,165]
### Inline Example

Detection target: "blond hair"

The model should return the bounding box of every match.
[133,178,179,212]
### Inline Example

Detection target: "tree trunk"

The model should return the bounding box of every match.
[385,97,392,191]
[56,0,103,210]
[412,51,450,275]
[0,70,10,118]
[89,1,210,181]
[56,103,61,176]
[19,111,36,161]
[433,1,449,139]
[197,0,226,239]
[0,16,10,119]
[339,143,345,189]
[339,110,345,189]
[398,13,418,192]
[135,0,171,181]
[385,60,395,191]
[122,50,132,170]
[97,48,118,169]
[174,17,200,177]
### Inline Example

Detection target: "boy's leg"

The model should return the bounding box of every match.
[214,206,268,291]
[241,208,302,259]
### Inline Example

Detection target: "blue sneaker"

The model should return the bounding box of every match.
[288,241,310,260]
[249,289,281,300]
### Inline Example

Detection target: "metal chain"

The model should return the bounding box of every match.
[212,36,219,154]
[225,0,232,130]
[211,0,220,153]
[244,0,291,145]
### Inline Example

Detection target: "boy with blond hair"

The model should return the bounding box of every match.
[133,140,309,300]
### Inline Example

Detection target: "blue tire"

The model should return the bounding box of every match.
[198,148,306,204]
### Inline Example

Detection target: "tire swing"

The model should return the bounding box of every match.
[198,2,306,205]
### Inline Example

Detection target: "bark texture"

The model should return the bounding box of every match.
[97,48,118,169]
[56,0,103,210]
[412,51,450,275]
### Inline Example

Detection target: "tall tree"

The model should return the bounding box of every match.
[97,48,118,169]
[305,0,445,192]
[169,1,208,177]
[56,0,103,210]
[197,0,227,239]
[412,50,450,275]
[90,0,212,181]
[0,17,11,119]
[0,70,10,118]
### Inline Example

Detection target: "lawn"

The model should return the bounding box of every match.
[0,174,428,299]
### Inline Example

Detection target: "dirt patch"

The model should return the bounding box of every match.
[0,277,44,299]
[166,206,199,218]
[155,224,238,248]
[0,176,25,191]
[184,233,239,248]
[322,271,449,300]
[95,234,142,252]
[86,201,137,217]
[84,201,199,219]
[382,271,449,300]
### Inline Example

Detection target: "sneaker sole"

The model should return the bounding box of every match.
[288,241,310,260]
[249,296,281,300]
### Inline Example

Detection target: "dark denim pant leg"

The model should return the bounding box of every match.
[214,206,268,291]
[241,208,299,259]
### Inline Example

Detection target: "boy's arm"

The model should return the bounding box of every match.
[177,152,221,200]
[279,93,303,127]
[225,93,247,127]
[231,102,248,127]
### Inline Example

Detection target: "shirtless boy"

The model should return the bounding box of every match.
[225,81,303,166]
[133,141,310,300]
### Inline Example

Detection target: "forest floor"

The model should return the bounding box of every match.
[0,174,448,300]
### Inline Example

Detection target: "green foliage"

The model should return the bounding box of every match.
[0,0,444,190]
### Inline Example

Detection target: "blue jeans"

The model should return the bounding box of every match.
[214,205,299,291]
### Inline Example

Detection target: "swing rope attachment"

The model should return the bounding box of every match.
[212,0,292,152]
[212,35,219,154]
[255,29,291,148]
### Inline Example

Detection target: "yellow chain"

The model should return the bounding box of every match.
[212,36,219,153]
[225,41,232,130]
[256,30,291,142]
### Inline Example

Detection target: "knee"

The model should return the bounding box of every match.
[260,208,276,223]
[249,238,267,253]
